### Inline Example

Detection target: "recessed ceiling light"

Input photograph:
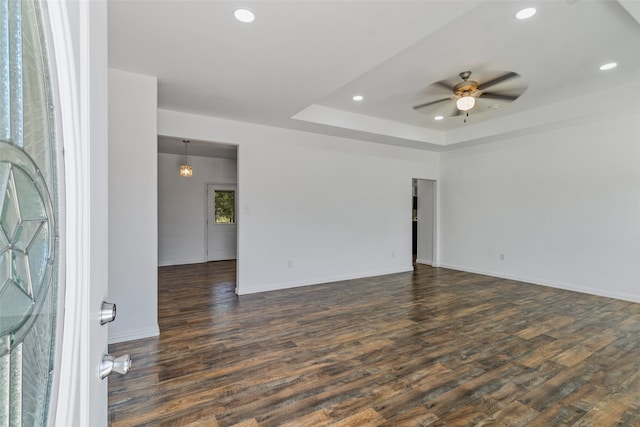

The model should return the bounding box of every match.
[434,115,444,121]
[234,8,255,23]
[515,7,536,20]
[599,62,617,71]
[352,95,364,102]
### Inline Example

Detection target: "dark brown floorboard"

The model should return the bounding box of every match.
[108,261,640,426]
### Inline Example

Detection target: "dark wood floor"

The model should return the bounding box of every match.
[108,261,640,426]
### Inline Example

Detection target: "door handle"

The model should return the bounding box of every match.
[99,301,117,325]
[100,353,131,379]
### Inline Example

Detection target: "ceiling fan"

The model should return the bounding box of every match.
[412,70,527,118]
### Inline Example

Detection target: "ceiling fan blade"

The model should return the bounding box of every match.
[477,72,519,91]
[481,92,519,101]
[412,97,450,110]
[432,80,455,91]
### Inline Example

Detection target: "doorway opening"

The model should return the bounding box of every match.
[157,136,239,284]
[412,179,437,266]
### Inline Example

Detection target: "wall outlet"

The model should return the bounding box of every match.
[499,254,505,261]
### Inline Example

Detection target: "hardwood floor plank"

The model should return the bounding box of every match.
[180,416,220,427]
[328,407,384,427]
[480,400,539,426]
[525,405,585,427]
[228,420,258,427]
[279,409,331,427]
[109,261,640,426]
[570,397,635,426]
[614,369,640,410]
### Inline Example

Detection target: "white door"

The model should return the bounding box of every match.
[207,184,237,261]
[415,179,437,266]
[50,1,113,426]
[1,1,112,426]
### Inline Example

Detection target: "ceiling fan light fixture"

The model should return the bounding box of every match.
[515,7,536,20]
[413,70,524,118]
[456,96,475,112]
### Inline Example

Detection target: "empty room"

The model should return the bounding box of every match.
[5,0,640,426]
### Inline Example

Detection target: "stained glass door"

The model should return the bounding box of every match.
[0,0,60,424]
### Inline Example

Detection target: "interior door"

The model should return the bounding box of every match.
[416,179,436,266]
[207,184,237,261]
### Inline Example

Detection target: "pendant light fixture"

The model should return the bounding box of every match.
[180,140,193,177]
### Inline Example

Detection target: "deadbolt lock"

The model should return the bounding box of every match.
[99,301,117,325]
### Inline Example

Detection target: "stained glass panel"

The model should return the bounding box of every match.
[0,0,59,425]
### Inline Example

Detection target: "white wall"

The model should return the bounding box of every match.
[108,69,159,342]
[158,109,439,294]
[440,112,640,302]
[416,179,435,265]
[158,153,237,265]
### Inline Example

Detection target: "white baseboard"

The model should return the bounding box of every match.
[158,257,206,267]
[108,325,160,344]
[439,263,640,304]
[236,265,414,295]
[415,258,433,265]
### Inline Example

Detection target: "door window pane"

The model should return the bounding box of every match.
[214,190,235,224]
[0,0,60,425]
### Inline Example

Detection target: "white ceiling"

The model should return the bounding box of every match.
[108,0,640,153]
